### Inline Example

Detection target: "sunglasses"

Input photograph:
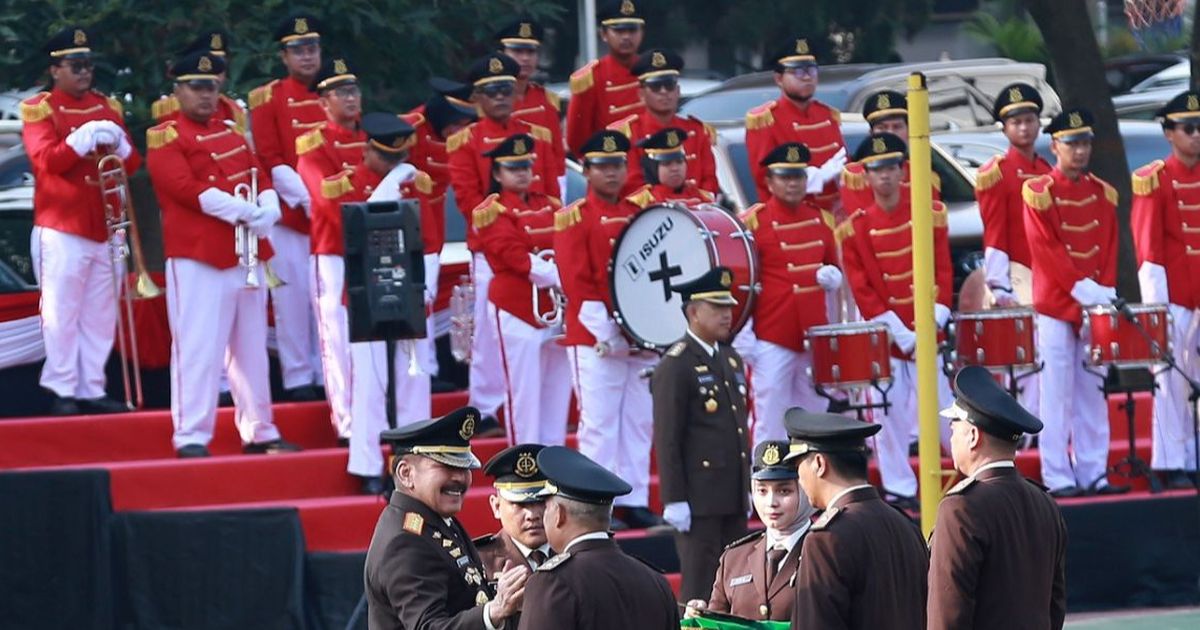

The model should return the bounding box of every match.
[331,85,361,99]
[478,83,515,99]
[60,59,94,75]
[783,65,819,78]
[1175,123,1200,135]
[642,80,678,93]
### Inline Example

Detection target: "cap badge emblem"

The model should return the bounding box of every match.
[198,56,213,72]
[620,0,636,16]
[786,146,800,162]
[73,29,87,46]
[666,130,679,146]
[515,452,538,477]
[762,444,781,466]
[295,18,309,34]
[519,23,533,38]
[877,93,890,109]
[651,51,666,68]
[1188,95,1199,111]
[513,138,527,155]
[1008,86,1022,103]
[489,57,503,74]
[334,59,348,75]
[872,137,887,153]
[795,39,809,54]
[460,414,476,440]
[602,135,617,152]
[1068,111,1082,128]
[211,33,223,50]
[720,270,731,287]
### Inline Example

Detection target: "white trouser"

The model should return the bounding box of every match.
[468,253,505,416]
[868,358,952,497]
[269,226,321,389]
[569,345,656,507]
[347,338,433,477]
[1153,306,1200,471]
[166,258,278,448]
[32,227,121,400]
[311,255,352,438]
[1038,314,1111,491]
[749,341,827,446]
[492,303,572,447]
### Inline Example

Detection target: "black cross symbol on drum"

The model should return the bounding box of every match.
[648,252,682,301]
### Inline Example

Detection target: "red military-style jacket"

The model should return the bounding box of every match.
[513,83,566,177]
[608,109,719,195]
[474,190,561,327]
[1022,169,1119,326]
[248,76,326,234]
[315,164,439,257]
[975,146,1053,269]
[152,93,247,134]
[745,97,843,209]
[840,197,953,355]
[21,89,142,243]
[296,119,366,250]
[626,183,714,208]
[553,189,643,346]
[403,108,454,250]
[566,54,642,157]
[145,116,274,269]
[840,160,941,217]
[739,197,839,352]
[1131,156,1200,310]
[447,116,559,251]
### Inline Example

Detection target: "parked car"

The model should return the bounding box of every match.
[1113,87,1178,120]
[681,58,1061,131]
[545,72,722,116]
[933,119,1169,174]
[1104,52,1186,94]
[1128,60,1188,93]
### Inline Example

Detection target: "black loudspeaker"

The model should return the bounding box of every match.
[342,200,427,342]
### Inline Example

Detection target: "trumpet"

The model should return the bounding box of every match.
[449,274,475,363]
[232,168,285,290]
[533,249,566,328]
[98,153,161,411]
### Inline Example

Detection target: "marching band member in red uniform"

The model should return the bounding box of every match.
[1131,91,1200,490]
[733,143,841,445]
[297,56,366,440]
[840,90,941,218]
[625,128,715,207]
[494,18,566,187]
[839,133,954,508]
[554,130,662,529]
[247,13,326,401]
[745,37,846,209]
[473,134,571,447]
[608,49,718,195]
[147,52,298,458]
[316,113,439,493]
[151,30,247,135]
[1023,108,1127,497]
[449,53,559,428]
[566,0,646,157]
[23,26,141,415]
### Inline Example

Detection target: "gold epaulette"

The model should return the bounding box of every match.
[248,81,275,110]
[626,186,655,209]
[739,203,764,231]
[811,506,842,531]
[224,96,248,134]
[932,201,948,227]
[403,512,424,534]
[607,114,636,138]
[19,93,52,124]
[555,201,584,231]
[830,107,841,124]
[295,129,324,155]
[744,102,776,130]
[446,127,472,153]
[472,194,505,229]
[834,211,863,244]
[975,154,1005,192]
[702,120,717,146]
[524,122,552,143]
[105,95,124,117]
[1022,176,1053,211]
[723,530,763,550]
[413,170,433,195]
[146,122,179,150]
[321,172,353,199]
[1132,160,1165,197]
[1095,176,1118,206]
[569,62,597,95]
[666,341,686,357]
[545,88,561,112]
[151,95,179,121]
[841,162,867,191]
[820,210,836,231]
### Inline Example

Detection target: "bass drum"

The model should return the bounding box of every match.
[609,203,758,351]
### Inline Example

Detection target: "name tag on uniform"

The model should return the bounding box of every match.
[457,556,470,567]
[696,374,716,385]
[729,574,753,587]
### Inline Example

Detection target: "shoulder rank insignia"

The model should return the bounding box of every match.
[666,341,686,357]
[1093,175,1119,206]
[248,80,276,110]
[412,170,433,195]
[403,512,424,534]
[472,194,505,229]
[700,120,717,145]
[975,154,1005,192]
[476,590,490,606]
[105,95,125,117]
[537,551,571,571]
[810,506,841,531]
[841,162,867,191]
[724,529,764,550]
[946,476,976,495]
[523,121,552,143]
[151,95,180,121]
[19,93,52,124]
[295,129,324,155]
[545,88,562,112]
[145,122,179,150]
[1021,175,1053,211]
[569,61,597,95]
[321,172,353,199]
[739,203,764,231]
[608,114,637,138]
[1132,159,1165,196]
[834,211,862,244]
[626,185,655,209]
[554,200,584,231]
[446,126,472,153]
[745,101,776,130]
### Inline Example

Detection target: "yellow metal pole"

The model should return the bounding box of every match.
[906,72,943,537]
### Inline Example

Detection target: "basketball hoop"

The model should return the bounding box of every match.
[1124,0,1186,48]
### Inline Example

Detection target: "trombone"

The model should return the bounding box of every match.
[449,274,475,363]
[98,153,161,411]
[232,168,285,289]
[532,249,566,328]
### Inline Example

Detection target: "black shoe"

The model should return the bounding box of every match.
[243,439,302,455]
[1093,483,1131,496]
[1048,486,1083,498]
[176,444,211,458]
[48,396,80,416]
[883,491,920,512]
[622,507,667,529]
[79,397,130,414]
[1164,470,1194,490]
[476,415,505,438]
[908,440,920,457]
[359,475,385,496]
[283,386,322,402]
[217,391,234,408]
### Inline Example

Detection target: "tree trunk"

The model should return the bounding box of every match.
[1022,0,1139,299]
[1192,1,1200,90]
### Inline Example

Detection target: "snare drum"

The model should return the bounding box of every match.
[609,203,758,351]
[1084,303,1169,367]
[804,322,893,387]
[951,308,1037,371]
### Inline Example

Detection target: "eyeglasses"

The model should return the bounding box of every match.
[1176,123,1200,135]
[641,80,678,93]
[332,85,361,99]
[783,65,819,78]
[478,83,515,99]
[61,60,94,75]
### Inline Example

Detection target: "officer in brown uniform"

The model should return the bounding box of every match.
[929,365,1068,630]
[651,266,751,601]
[782,409,929,629]
[518,446,679,630]
[364,407,527,630]
[687,440,818,622]
[474,443,555,583]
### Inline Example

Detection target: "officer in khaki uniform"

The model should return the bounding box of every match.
[651,266,751,601]
[364,407,526,630]
[928,366,1067,630]
[474,443,555,583]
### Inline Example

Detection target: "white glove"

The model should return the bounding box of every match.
[246,202,280,238]
[983,247,1012,294]
[1071,278,1114,306]
[663,502,691,533]
[198,188,259,225]
[368,163,417,203]
[934,303,952,328]
[805,147,848,193]
[114,131,133,159]
[1137,262,1169,305]
[528,254,561,289]
[816,264,843,291]
[579,299,622,344]
[991,287,1019,307]
[64,123,99,157]
[269,165,312,213]
[872,310,915,354]
[423,253,441,306]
